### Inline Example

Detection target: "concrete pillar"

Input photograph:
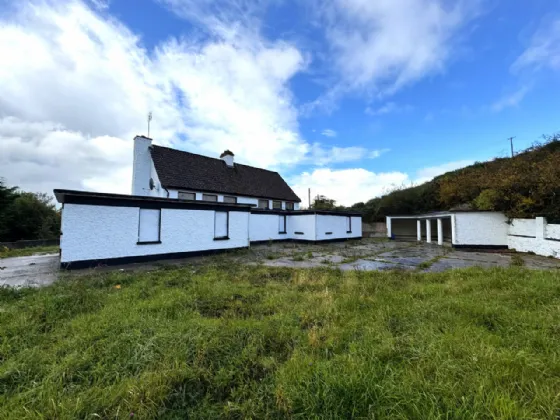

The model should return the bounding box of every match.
[386,217,392,239]
[426,219,431,243]
[417,220,422,241]
[437,218,443,245]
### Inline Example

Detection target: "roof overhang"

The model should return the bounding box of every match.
[54,189,254,212]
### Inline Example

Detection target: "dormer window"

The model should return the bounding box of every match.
[272,200,282,210]
[178,191,195,200]
[286,202,294,210]
[258,199,269,209]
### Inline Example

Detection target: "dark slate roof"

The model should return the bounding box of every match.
[150,145,301,202]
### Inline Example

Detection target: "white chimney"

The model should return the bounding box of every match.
[220,150,235,167]
[132,135,153,196]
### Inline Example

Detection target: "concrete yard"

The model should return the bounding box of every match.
[1,239,559,288]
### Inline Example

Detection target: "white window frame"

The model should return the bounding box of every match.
[214,211,229,240]
[138,208,161,244]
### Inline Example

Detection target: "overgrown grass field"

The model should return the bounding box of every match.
[1,261,559,418]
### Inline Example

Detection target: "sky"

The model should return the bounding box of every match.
[1,0,559,207]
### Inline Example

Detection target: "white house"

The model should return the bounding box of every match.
[132,135,301,210]
[55,135,362,268]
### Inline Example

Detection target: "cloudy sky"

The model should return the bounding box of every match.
[1,0,559,206]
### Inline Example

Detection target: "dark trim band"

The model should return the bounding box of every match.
[508,234,536,239]
[213,237,229,241]
[137,241,162,245]
[250,209,362,217]
[60,247,248,270]
[545,237,560,242]
[294,232,304,235]
[452,244,509,250]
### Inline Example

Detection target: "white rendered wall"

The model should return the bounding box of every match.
[454,212,508,246]
[315,215,362,241]
[546,224,560,240]
[61,204,249,263]
[288,214,316,241]
[132,136,153,196]
[249,213,290,242]
[508,219,536,237]
[507,218,560,258]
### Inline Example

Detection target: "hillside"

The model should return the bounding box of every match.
[352,134,560,222]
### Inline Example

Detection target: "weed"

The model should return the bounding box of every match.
[510,254,525,267]
[0,245,59,259]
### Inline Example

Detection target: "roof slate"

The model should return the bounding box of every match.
[150,145,301,202]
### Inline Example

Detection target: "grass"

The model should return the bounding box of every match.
[0,245,59,259]
[1,263,560,419]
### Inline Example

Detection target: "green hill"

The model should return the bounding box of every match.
[352,134,560,223]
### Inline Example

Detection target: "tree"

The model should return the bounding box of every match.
[0,179,61,242]
[310,195,337,210]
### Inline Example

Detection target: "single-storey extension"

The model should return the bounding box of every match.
[55,190,361,269]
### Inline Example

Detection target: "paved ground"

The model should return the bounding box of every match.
[0,254,60,288]
[1,239,559,288]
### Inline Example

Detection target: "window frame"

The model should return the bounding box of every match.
[214,211,229,240]
[272,200,282,210]
[223,196,237,204]
[285,202,294,210]
[278,215,287,234]
[137,208,162,245]
[258,199,269,209]
[346,216,352,234]
[202,193,218,202]
[178,191,196,201]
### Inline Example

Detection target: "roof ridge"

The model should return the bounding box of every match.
[151,144,279,174]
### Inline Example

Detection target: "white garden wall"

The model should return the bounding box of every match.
[61,204,250,264]
[508,219,536,237]
[454,212,509,246]
[288,214,316,241]
[507,217,560,258]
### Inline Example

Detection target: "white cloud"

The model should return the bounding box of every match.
[290,158,473,207]
[309,144,387,166]
[0,0,324,195]
[491,85,530,112]
[365,102,412,116]
[318,0,479,98]
[321,128,337,137]
[513,18,560,72]
[291,168,410,207]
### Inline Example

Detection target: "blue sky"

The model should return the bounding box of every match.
[1,0,559,205]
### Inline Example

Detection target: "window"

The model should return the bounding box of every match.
[202,194,218,202]
[346,216,352,233]
[272,200,282,210]
[178,191,195,200]
[138,208,161,244]
[285,202,294,210]
[278,215,287,234]
[223,196,237,204]
[214,211,229,240]
[258,199,269,209]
